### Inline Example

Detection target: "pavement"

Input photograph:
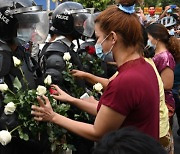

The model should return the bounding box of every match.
[172,114,180,154]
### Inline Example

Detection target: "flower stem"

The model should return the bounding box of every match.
[7,89,15,95]
[10,119,32,134]
[10,125,21,134]
[19,67,28,89]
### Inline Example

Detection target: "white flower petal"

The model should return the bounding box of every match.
[0,130,12,146]
[0,84,8,92]
[4,102,16,115]
[93,83,103,92]
[36,85,47,96]
[44,75,52,85]
[63,52,71,61]
[13,56,21,67]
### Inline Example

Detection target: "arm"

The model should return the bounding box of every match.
[71,69,110,89]
[159,6,171,19]
[71,69,118,89]
[139,8,147,22]
[31,96,126,141]
[52,85,98,116]
[160,67,174,90]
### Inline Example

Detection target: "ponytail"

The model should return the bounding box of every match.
[167,36,180,63]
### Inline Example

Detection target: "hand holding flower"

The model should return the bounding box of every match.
[31,95,55,122]
[50,85,74,103]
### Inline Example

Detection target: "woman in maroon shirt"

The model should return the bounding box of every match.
[31,0,160,141]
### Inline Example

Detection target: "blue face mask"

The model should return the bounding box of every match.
[95,34,114,61]
[169,28,175,36]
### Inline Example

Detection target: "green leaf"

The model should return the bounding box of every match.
[13,77,22,90]
[23,134,29,141]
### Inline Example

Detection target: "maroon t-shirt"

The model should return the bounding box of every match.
[97,58,159,140]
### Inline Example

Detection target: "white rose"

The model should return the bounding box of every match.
[4,102,16,115]
[67,62,72,69]
[0,130,12,146]
[36,85,47,96]
[0,84,8,92]
[63,52,71,61]
[44,75,52,85]
[13,56,21,67]
[93,83,103,92]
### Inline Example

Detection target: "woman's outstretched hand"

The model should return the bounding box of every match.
[50,84,74,103]
[31,95,55,122]
[70,69,86,79]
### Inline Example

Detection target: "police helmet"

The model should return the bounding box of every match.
[52,1,93,38]
[160,16,177,28]
[0,0,49,44]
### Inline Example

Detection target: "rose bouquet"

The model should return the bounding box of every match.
[78,46,104,76]
[0,56,74,152]
[61,52,91,122]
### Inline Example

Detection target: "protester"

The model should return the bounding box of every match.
[72,26,171,153]
[146,23,180,128]
[145,6,160,25]
[32,0,160,142]
[92,127,167,154]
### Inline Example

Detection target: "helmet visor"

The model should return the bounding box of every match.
[0,0,36,8]
[83,13,96,38]
[16,11,49,44]
[73,13,95,37]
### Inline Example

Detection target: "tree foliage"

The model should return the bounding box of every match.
[71,0,179,10]
[144,0,180,8]
[73,0,114,11]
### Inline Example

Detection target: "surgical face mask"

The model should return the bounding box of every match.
[95,34,114,61]
[169,28,175,36]
[95,44,114,61]
[147,39,156,49]
[17,28,34,45]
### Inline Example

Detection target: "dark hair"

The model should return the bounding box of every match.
[146,23,180,62]
[95,2,144,55]
[141,25,155,58]
[92,127,167,154]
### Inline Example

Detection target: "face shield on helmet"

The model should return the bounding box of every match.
[83,13,98,38]
[72,10,96,38]
[0,0,36,8]
[16,11,49,45]
[0,0,49,45]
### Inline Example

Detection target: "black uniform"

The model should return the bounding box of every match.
[0,41,49,154]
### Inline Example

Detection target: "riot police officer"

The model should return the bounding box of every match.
[0,0,49,153]
[39,2,95,154]
[39,1,91,86]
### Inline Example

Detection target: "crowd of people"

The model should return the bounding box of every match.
[0,0,180,154]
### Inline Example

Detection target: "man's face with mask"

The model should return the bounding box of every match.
[148,7,155,16]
